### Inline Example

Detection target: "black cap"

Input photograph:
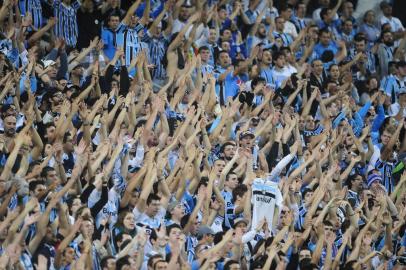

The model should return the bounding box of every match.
[380,1,392,9]
[397,60,406,68]
[239,130,255,140]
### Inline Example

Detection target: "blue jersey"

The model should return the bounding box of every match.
[221,190,235,229]
[53,0,80,47]
[19,0,43,29]
[116,23,145,67]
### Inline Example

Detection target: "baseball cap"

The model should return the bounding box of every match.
[1,104,16,114]
[380,1,392,9]
[398,87,406,95]
[367,173,382,188]
[233,217,249,228]
[197,225,214,238]
[396,60,406,68]
[167,200,183,212]
[41,59,57,69]
[239,130,255,140]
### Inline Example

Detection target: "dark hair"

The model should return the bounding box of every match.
[320,8,331,20]
[197,176,209,191]
[273,51,285,61]
[101,256,115,269]
[225,171,237,181]
[148,254,163,267]
[354,33,366,43]
[41,166,56,178]
[251,77,266,89]
[116,256,130,270]
[220,141,236,154]
[198,46,210,53]
[29,180,45,192]
[232,184,248,203]
[319,27,331,36]
[153,259,167,269]
[146,193,161,205]
[166,223,182,236]
[224,260,240,270]
[323,220,334,227]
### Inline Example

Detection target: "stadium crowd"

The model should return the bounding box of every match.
[0,0,405,269]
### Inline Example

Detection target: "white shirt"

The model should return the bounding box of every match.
[380,16,404,32]
[284,21,298,39]
[272,66,294,88]
[133,206,166,229]
[312,8,339,22]
[388,102,406,117]
[251,178,283,232]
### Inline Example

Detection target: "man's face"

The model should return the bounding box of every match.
[322,9,333,23]
[219,52,231,67]
[218,8,227,20]
[240,136,253,148]
[383,32,393,44]
[146,200,161,217]
[380,131,392,145]
[72,66,84,76]
[154,261,168,270]
[343,21,353,33]
[34,184,46,197]
[329,65,340,79]
[320,32,331,45]
[3,116,16,136]
[214,160,226,176]
[312,60,324,75]
[3,106,17,118]
[275,55,286,68]
[108,16,120,29]
[46,126,56,142]
[225,174,238,190]
[355,40,366,52]
[297,4,306,16]
[199,49,210,62]
[344,2,354,16]
[324,225,335,239]
[281,8,292,20]
[223,144,236,160]
[352,175,364,190]
[81,220,94,238]
[47,65,57,78]
[262,50,273,65]
[222,30,232,41]
[106,258,116,270]
[383,6,392,16]
[63,247,75,264]
[208,29,217,43]
[398,66,406,77]
[305,116,316,130]
[179,7,190,21]
[46,169,58,184]
[168,227,181,243]
[299,249,311,262]
[275,18,285,32]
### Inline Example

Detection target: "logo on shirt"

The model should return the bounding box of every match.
[256,196,273,204]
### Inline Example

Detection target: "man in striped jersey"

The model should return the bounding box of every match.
[53,0,81,47]
[116,0,150,68]
[368,123,403,193]
[198,46,214,76]
[142,2,171,85]
[19,0,43,30]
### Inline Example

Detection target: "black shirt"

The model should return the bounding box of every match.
[76,7,103,50]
